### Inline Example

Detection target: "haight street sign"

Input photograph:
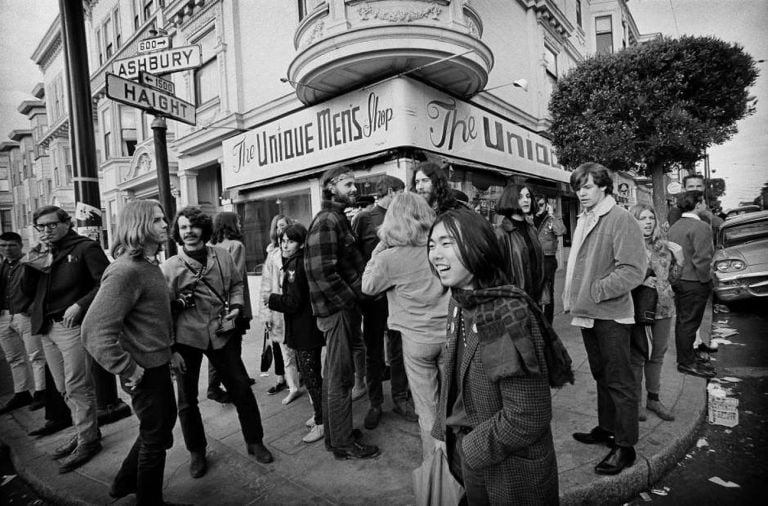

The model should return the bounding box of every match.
[106,73,196,126]
[112,45,201,79]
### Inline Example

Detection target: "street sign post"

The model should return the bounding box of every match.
[106,73,196,126]
[139,70,176,95]
[112,45,201,79]
[137,35,171,53]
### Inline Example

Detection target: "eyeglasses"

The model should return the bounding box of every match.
[33,222,62,232]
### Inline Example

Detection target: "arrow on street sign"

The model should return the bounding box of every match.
[112,45,201,79]
[139,71,176,96]
[106,73,196,126]
[137,36,171,54]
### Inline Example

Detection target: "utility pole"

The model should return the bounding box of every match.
[152,116,177,255]
[58,0,131,424]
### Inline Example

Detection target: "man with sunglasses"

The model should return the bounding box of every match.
[21,206,106,473]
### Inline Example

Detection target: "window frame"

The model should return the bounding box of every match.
[595,15,614,55]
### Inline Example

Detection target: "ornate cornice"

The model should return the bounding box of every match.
[31,16,63,72]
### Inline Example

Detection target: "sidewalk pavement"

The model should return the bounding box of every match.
[0,270,707,505]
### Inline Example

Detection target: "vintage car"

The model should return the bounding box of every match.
[712,210,768,302]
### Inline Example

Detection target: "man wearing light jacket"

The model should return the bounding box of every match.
[563,163,647,476]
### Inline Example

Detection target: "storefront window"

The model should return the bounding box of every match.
[238,191,312,273]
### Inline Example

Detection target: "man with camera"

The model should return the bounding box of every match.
[161,207,273,479]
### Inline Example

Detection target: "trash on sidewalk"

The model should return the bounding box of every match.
[708,476,740,488]
[708,383,739,427]
[713,304,730,313]
[711,327,738,338]
[639,491,652,502]
[721,377,742,383]
[1,474,17,486]
[711,338,744,347]
[696,437,709,448]
[651,487,669,496]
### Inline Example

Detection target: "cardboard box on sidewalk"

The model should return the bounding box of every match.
[707,383,739,427]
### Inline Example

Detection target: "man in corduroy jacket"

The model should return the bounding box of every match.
[563,163,647,476]
[305,166,380,460]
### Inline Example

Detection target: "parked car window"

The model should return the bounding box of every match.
[722,219,768,248]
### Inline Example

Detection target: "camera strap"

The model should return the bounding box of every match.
[180,251,229,307]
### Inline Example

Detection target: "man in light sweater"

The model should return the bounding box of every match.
[667,190,716,379]
[82,200,180,505]
[563,163,647,476]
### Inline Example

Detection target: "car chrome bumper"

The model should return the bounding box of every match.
[713,272,768,301]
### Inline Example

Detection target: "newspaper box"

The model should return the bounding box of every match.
[707,383,739,427]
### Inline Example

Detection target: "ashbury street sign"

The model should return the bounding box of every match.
[221,78,567,189]
[106,73,196,126]
[112,45,201,79]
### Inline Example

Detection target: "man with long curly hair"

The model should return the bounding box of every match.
[411,162,458,215]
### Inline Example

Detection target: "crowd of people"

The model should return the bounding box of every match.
[0,160,720,505]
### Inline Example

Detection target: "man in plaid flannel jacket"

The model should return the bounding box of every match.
[304,166,381,460]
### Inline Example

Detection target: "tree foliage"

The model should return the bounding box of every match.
[549,36,758,218]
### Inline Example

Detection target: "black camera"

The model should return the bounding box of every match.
[176,290,196,310]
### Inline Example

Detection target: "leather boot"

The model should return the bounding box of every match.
[189,451,207,478]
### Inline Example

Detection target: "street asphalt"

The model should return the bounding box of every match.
[0,270,707,505]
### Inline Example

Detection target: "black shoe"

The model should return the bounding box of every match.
[109,481,137,499]
[207,389,232,404]
[573,426,615,446]
[325,429,364,452]
[0,391,33,415]
[332,441,381,460]
[52,435,79,459]
[595,446,636,475]
[267,381,287,395]
[247,442,274,464]
[392,400,419,423]
[28,419,72,437]
[29,391,45,411]
[678,363,716,379]
[97,399,132,426]
[189,451,207,479]
[58,441,102,474]
[697,343,718,354]
[364,406,382,429]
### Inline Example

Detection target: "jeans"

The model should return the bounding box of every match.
[296,347,323,425]
[44,364,72,424]
[401,336,444,460]
[630,317,672,397]
[112,365,176,505]
[176,336,265,451]
[41,322,98,445]
[673,280,711,366]
[317,307,362,449]
[0,311,45,393]
[361,298,408,406]
[542,256,558,324]
[581,320,638,447]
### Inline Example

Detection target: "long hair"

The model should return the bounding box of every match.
[211,212,242,244]
[411,162,456,212]
[172,207,213,244]
[496,183,538,217]
[269,214,292,248]
[429,208,509,289]
[630,203,664,253]
[111,200,166,258]
[378,192,435,247]
[570,162,614,195]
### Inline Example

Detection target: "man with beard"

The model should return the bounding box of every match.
[162,207,273,478]
[411,162,458,214]
[305,167,380,460]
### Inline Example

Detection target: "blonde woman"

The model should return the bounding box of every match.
[259,214,301,404]
[362,192,450,460]
[630,204,682,422]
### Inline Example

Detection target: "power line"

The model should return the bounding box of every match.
[668,0,681,36]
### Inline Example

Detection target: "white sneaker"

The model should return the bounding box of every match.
[302,424,324,443]
[305,415,316,428]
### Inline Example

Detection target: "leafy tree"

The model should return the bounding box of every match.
[549,36,758,223]
[707,177,726,213]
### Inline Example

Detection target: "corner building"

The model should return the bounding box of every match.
[79,0,648,271]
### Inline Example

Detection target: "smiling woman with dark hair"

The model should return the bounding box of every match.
[427,208,561,505]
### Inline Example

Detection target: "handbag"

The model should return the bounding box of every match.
[260,328,274,373]
[632,283,658,325]
[412,446,464,506]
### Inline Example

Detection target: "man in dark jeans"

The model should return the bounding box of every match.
[668,190,716,378]
[161,207,273,479]
[305,166,380,460]
[352,175,416,429]
[534,196,567,323]
[83,200,178,504]
[563,163,647,476]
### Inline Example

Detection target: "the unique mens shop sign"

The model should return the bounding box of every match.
[222,78,569,189]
